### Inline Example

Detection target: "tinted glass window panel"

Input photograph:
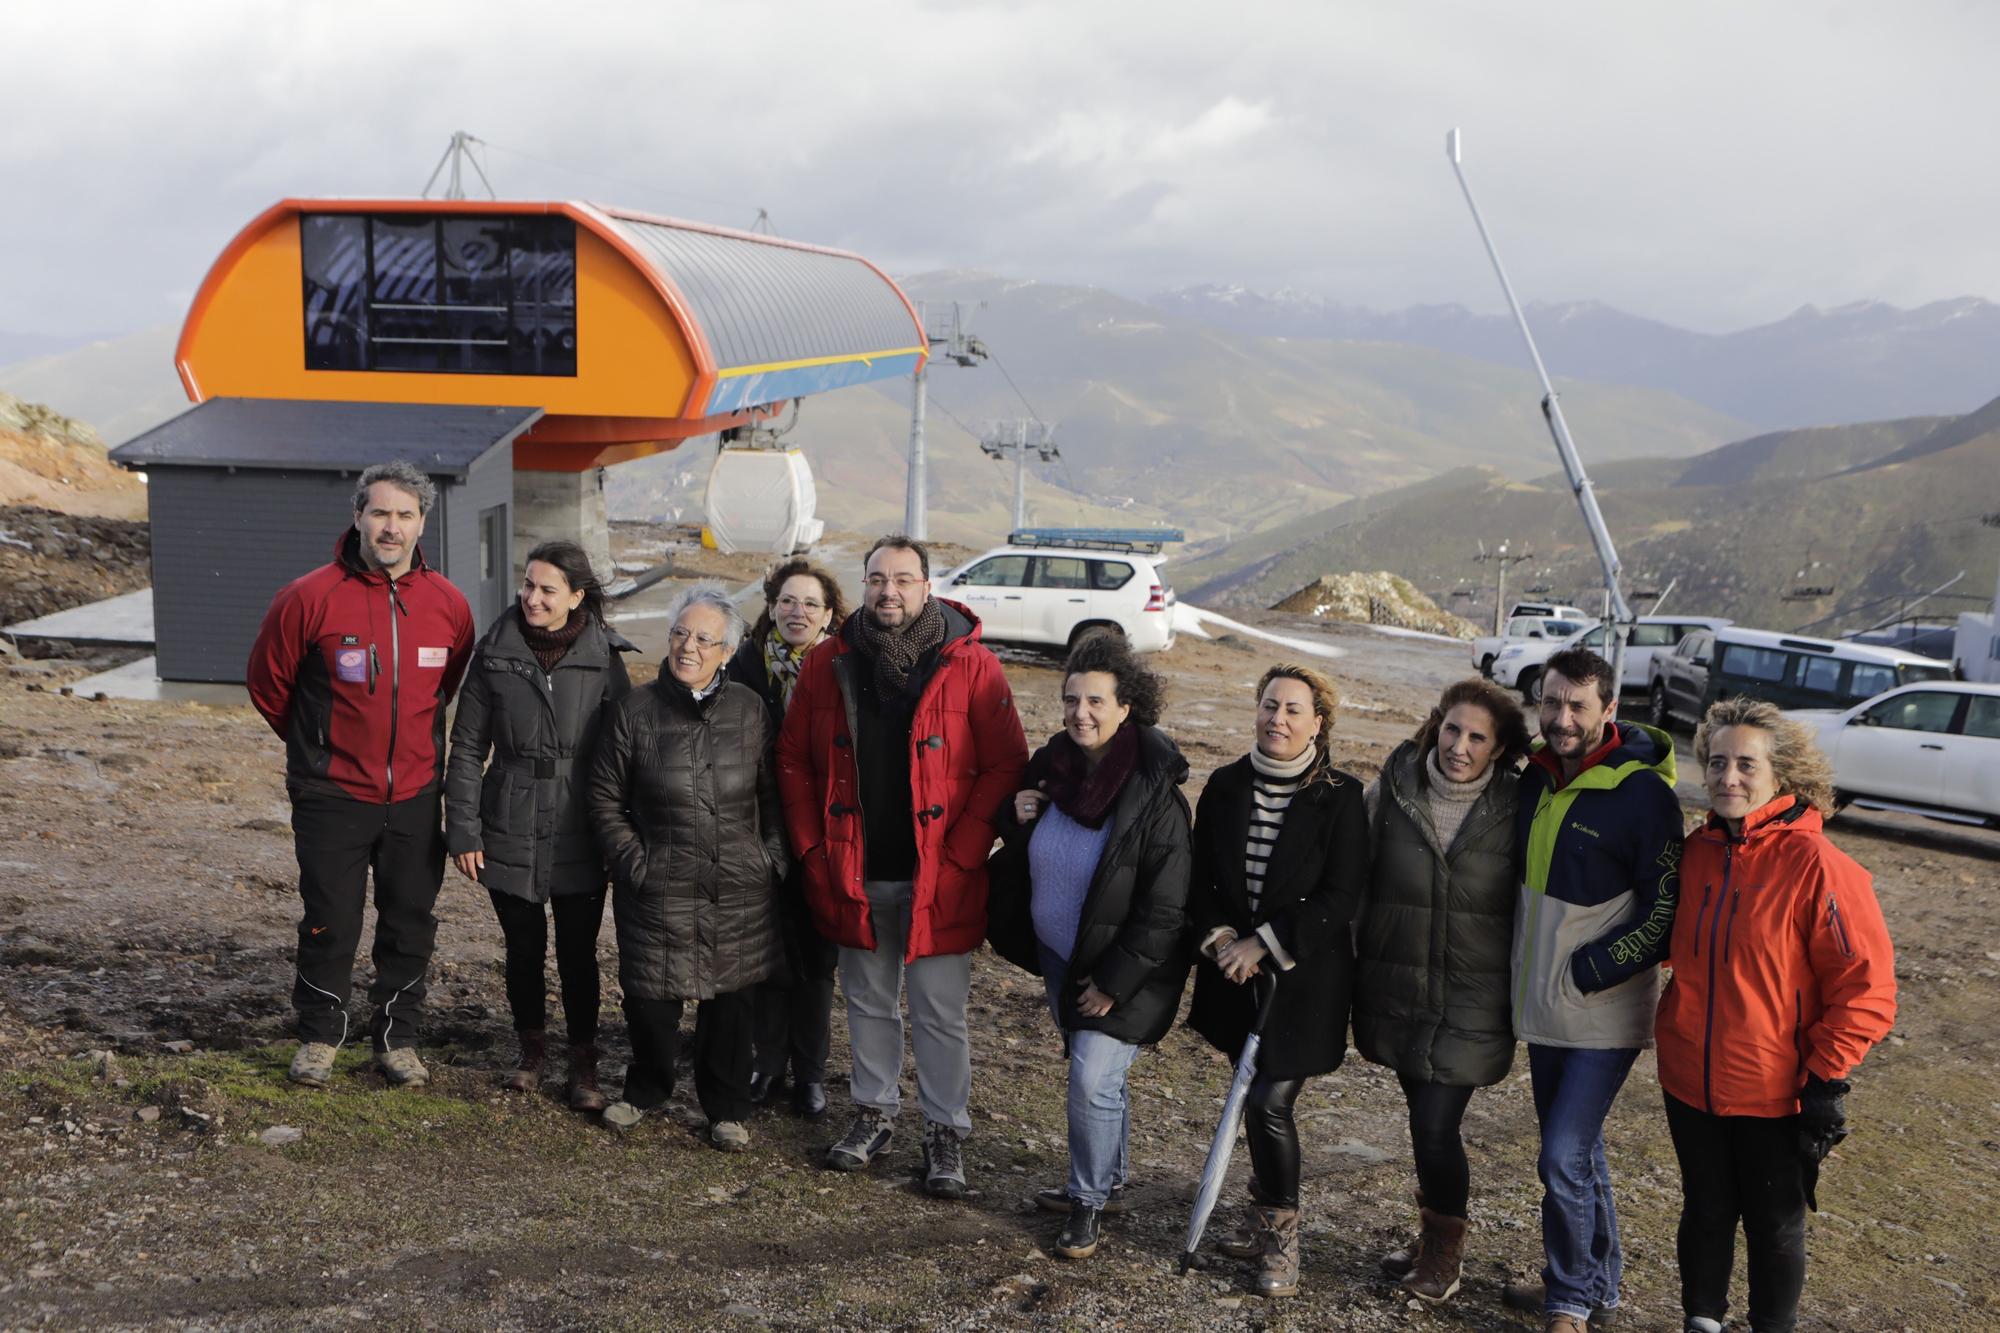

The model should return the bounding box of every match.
[1630,624,1677,647]
[1850,663,1897,699]
[301,216,369,371]
[960,556,1028,587]
[1962,696,2000,740]
[441,218,510,308]
[1801,655,1843,693]
[370,218,438,305]
[1092,561,1134,591]
[1037,557,1090,590]
[1900,663,1952,684]
[1863,691,1958,733]
[1721,644,1793,684]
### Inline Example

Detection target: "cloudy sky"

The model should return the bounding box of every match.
[4,0,1994,340]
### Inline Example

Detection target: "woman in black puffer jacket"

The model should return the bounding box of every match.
[986,630,1193,1263]
[586,583,788,1152]
[446,540,632,1111]
[1353,677,1528,1305]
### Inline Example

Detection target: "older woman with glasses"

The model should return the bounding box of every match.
[587,582,788,1150]
[727,558,849,1119]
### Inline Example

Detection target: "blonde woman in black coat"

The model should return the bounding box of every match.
[1187,663,1367,1298]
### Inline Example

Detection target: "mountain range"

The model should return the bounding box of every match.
[1175,397,2000,639]
[1148,286,2000,431]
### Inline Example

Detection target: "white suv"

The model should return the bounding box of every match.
[934,530,1179,653]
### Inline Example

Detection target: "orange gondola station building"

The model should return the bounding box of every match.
[111,198,925,681]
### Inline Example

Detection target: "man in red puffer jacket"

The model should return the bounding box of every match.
[246,462,474,1090]
[778,534,1028,1197]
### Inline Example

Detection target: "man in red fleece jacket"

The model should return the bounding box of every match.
[247,462,474,1089]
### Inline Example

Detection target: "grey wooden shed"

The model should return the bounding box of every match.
[109,398,541,683]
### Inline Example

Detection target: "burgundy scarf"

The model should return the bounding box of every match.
[521,613,588,674]
[1030,724,1140,830]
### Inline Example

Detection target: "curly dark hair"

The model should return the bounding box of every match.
[1543,646,1617,708]
[748,558,848,643]
[1062,628,1165,728]
[1412,676,1532,773]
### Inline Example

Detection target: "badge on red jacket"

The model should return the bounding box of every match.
[418,646,450,669]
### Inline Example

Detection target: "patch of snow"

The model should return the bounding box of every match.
[0,531,33,551]
[1174,603,1346,660]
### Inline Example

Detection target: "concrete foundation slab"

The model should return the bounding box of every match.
[5,588,156,648]
[69,655,251,706]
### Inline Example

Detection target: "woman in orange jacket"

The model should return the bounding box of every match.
[1655,697,1897,1333]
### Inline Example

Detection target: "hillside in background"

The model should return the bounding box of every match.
[0,391,145,519]
[1151,287,2000,431]
[1177,399,2000,637]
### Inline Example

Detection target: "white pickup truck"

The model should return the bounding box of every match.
[1492,615,1733,701]
[1473,608,1592,677]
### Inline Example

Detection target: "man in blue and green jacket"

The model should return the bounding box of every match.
[1507,647,1684,1331]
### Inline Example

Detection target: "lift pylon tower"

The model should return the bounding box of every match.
[905,301,987,540]
[422,131,497,201]
[979,419,1059,531]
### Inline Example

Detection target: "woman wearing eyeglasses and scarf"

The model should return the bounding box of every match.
[586,582,788,1151]
[727,558,848,1119]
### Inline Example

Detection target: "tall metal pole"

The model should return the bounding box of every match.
[906,358,929,540]
[1447,128,1634,696]
[1013,436,1028,531]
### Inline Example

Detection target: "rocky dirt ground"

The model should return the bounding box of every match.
[0,506,151,630]
[1,552,1996,1329]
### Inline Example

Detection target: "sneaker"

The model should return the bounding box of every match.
[1505,1283,1619,1328]
[1684,1320,1725,1333]
[1035,1184,1129,1215]
[288,1042,337,1086]
[709,1120,751,1152]
[601,1101,644,1130]
[373,1047,428,1087]
[1055,1202,1102,1259]
[824,1110,895,1171]
[922,1120,967,1199]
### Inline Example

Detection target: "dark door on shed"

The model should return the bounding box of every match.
[478,503,509,627]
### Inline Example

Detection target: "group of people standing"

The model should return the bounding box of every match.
[248,461,1900,1333]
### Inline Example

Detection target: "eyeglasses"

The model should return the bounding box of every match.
[775,595,826,613]
[865,574,927,591]
[667,628,726,651]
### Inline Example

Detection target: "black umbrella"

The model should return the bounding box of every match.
[1179,971,1279,1274]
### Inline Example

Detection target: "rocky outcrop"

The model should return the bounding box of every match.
[1271,572,1478,640]
[0,392,146,520]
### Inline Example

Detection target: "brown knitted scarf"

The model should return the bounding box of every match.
[848,597,948,700]
[522,613,588,674]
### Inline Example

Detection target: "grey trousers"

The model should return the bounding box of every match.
[838,880,973,1135]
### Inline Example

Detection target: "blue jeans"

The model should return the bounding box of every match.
[1528,1043,1641,1320]
[1040,946,1137,1210]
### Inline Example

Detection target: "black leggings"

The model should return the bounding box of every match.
[1399,1074,1478,1218]
[1244,1075,1306,1209]
[487,888,606,1047]
[1664,1091,1808,1333]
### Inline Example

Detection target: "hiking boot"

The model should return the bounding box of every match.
[565,1044,606,1113]
[1545,1316,1589,1333]
[1402,1206,1468,1303]
[1380,1190,1424,1277]
[1504,1282,1618,1327]
[922,1120,967,1199]
[287,1042,337,1087]
[824,1110,895,1171]
[374,1047,429,1088]
[1256,1206,1300,1297]
[1217,1201,1270,1259]
[1055,1202,1102,1259]
[502,1030,545,1092]
[709,1120,751,1152]
[1036,1184,1128,1215]
[792,1080,829,1121]
[601,1101,644,1130]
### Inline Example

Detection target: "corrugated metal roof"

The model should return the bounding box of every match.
[109,398,541,475]
[597,211,923,376]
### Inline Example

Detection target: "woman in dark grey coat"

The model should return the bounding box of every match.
[586,583,787,1152]
[725,557,847,1121]
[985,630,1193,1262]
[446,541,631,1111]
[1187,663,1368,1299]
[1353,677,1529,1305]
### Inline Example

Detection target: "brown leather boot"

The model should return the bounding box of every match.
[1256,1206,1300,1297]
[1402,1206,1468,1302]
[1216,1200,1269,1259]
[565,1044,607,1112]
[502,1030,546,1092]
